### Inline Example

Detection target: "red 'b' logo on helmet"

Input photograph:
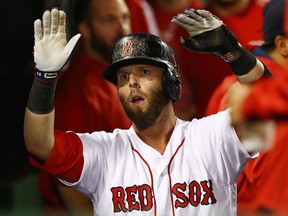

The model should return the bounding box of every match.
[122,40,133,57]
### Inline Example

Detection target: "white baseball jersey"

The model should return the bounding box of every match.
[62,109,254,216]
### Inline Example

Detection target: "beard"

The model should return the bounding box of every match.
[120,86,170,130]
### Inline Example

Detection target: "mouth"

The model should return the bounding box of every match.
[131,95,145,105]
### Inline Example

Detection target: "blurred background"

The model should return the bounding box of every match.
[0,1,68,215]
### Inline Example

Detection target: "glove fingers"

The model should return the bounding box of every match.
[34,19,43,42]
[57,10,66,35]
[64,33,81,55]
[42,10,51,38]
[194,10,214,20]
[172,14,199,28]
[184,9,205,22]
[50,8,59,35]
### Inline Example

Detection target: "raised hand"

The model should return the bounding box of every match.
[34,8,81,82]
[171,9,241,63]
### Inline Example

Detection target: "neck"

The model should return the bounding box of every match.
[133,103,177,154]
[209,0,250,17]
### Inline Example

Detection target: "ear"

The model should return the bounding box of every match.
[77,22,91,40]
[275,35,288,57]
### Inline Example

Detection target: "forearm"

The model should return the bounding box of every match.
[24,107,55,161]
[24,78,56,161]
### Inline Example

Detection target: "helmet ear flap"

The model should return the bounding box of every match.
[163,66,181,102]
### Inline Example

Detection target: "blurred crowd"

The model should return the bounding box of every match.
[1,0,288,215]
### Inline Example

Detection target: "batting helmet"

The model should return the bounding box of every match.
[102,32,181,101]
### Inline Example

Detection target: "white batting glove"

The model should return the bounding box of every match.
[34,8,81,81]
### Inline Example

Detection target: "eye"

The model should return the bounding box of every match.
[119,73,129,80]
[102,16,116,26]
[141,69,150,75]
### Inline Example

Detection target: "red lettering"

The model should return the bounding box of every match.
[126,185,140,211]
[201,180,217,205]
[138,184,153,211]
[172,182,189,208]
[189,181,201,207]
[122,40,133,57]
[172,179,217,209]
[111,187,128,212]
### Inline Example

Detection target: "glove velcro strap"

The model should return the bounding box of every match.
[228,48,257,76]
[27,78,56,114]
[34,69,59,82]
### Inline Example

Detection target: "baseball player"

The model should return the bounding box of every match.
[24,8,271,216]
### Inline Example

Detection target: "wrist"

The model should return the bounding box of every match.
[34,68,60,82]
[27,78,56,114]
[214,25,243,63]
[228,48,257,76]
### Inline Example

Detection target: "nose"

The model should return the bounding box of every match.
[118,19,131,35]
[129,74,140,88]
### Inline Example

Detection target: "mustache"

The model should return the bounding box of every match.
[127,90,146,100]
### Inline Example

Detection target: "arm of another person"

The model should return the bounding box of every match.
[229,74,288,126]
[24,8,80,161]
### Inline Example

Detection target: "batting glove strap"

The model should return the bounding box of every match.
[228,48,257,76]
[34,69,60,82]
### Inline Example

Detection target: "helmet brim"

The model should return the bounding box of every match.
[102,57,167,85]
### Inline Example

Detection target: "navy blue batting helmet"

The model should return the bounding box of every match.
[102,32,181,101]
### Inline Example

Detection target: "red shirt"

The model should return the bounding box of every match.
[206,0,265,50]
[54,44,131,133]
[125,0,150,33]
[205,53,288,214]
[242,66,288,121]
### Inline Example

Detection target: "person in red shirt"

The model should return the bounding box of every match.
[37,0,148,215]
[125,0,150,33]
[206,0,288,214]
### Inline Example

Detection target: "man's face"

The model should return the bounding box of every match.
[117,64,170,130]
[85,0,132,61]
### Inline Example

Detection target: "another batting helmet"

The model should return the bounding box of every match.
[102,32,181,101]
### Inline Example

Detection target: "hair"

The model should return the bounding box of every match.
[261,33,287,53]
[68,0,92,35]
